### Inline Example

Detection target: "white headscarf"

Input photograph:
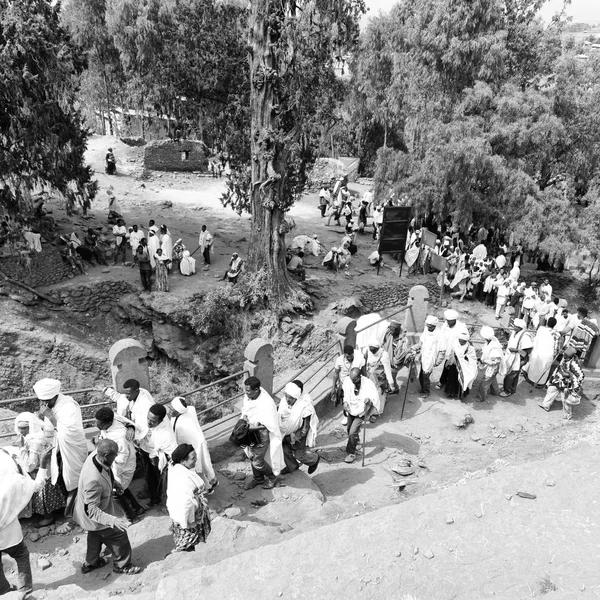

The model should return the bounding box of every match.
[33,378,61,400]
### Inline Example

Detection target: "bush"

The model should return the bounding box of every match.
[176,269,272,339]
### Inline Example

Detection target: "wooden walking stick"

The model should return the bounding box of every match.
[400,361,413,421]
[361,417,367,467]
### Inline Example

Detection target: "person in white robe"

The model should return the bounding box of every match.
[472,242,487,261]
[476,326,503,402]
[331,345,366,426]
[166,444,211,553]
[241,376,284,490]
[0,446,52,597]
[160,225,173,270]
[170,397,217,491]
[34,378,88,525]
[278,382,320,474]
[341,369,380,463]
[523,316,561,386]
[147,404,178,474]
[500,318,534,397]
[436,309,469,397]
[404,229,420,273]
[355,313,389,351]
[128,225,145,254]
[105,379,158,504]
[95,407,145,520]
[452,330,478,399]
[416,315,443,398]
[179,250,196,276]
[363,340,395,419]
[147,230,160,269]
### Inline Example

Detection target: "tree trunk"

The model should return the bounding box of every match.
[248,0,293,301]
[102,67,114,136]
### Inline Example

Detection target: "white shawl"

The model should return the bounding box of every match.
[241,388,284,475]
[278,397,319,447]
[453,342,478,391]
[166,463,204,529]
[171,409,215,483]
[149,419,178,472]
[108,387,155,453]
[148,234,160,268]
[419,328,441,373]
[161,233,173,261]
[51,394,88,492]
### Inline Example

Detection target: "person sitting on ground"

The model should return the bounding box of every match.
[322,246,340,272]
[179,250,196,276]
[538,346,584,420]
[74,439,141,576]
[94,408,145,522]
[166,444,212,553]
[278,382,320,475]
[60,236,87,275]
[170,397,218,492]
[341,368,380,464]
[84,228,108,265]
[224,252,244,283]
[241,376,284,490]
[287,251,306,281]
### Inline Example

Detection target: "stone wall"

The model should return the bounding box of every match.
[0,246,72,288]
[47,281,137,316]
[144,139,208,172]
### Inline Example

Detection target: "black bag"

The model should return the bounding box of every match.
[230,419,261,447]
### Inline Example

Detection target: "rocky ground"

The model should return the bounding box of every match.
[2,134,600,599]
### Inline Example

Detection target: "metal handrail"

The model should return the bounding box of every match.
[307,366,335,396]
[354,302,411,334]
[0,387,100,407]
[273,340,341,396]
[197,391,244,417]
[179,370,248,399]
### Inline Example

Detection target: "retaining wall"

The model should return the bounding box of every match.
[0,246,72,288]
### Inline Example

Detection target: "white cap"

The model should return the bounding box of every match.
[425,315,439,326]
[514,318,527,329]
[480,326,494,340]
[284,382,302,399]
[444,309,458,320]
[33,378,61,401]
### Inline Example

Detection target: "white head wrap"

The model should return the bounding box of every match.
[444,309,458,321]
[182,250,190,258]
[33,378,61,401]
[14,412,44,436]
[425,315,439,326]
[458,330,470,341]
[513,318,527,329]
[480,326,494,340]
[171,396,188,414]
[284,382,302,400]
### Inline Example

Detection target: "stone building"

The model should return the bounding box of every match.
[143,139,208,172]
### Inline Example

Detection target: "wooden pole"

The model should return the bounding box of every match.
[400,362,412,421]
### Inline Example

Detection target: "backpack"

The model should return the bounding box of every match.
[229,419,261,447]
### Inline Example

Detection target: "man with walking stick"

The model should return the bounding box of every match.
[341,368,380,464]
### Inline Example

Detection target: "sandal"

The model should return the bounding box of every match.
[369,415,377,423]
[113,563,142,575]
[81,557,109,574]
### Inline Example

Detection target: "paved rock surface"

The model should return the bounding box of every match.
[156,442,600,600]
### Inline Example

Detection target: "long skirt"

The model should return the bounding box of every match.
[155,262,169,292]
[171,504,211,552]
[32,475,68,516]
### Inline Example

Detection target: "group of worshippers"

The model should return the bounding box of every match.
[0,377,222,595]
[329,316,413,464]
[410,308,587,420]
[229,376,320,491]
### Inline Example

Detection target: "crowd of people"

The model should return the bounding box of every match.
[0,373,322,597]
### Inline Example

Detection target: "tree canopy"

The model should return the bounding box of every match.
[0,0,95,216]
